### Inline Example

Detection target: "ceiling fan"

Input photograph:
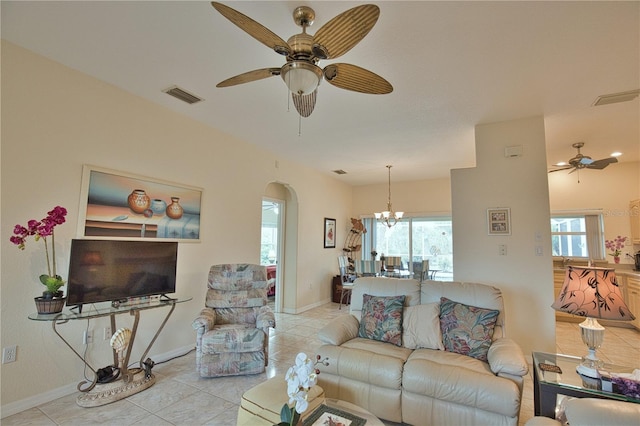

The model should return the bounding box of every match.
[548,142,618,174]
[210,2,393,118]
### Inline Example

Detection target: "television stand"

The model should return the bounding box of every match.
[159,293,176,301]
[28,297,191,407]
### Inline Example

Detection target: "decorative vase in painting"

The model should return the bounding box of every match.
[614,256,620,264]
[150,199,167,215]
[166,197,184,220]
[128,189,150,214]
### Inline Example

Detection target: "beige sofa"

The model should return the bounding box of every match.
[316,277,529,425]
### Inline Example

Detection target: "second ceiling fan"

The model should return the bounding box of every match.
[210,2,393,118]
[549,142,618,174]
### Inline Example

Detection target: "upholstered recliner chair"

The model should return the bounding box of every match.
[192,264,275,377]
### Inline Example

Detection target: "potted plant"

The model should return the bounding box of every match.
[10,206,68,313]
[605,235,627,264]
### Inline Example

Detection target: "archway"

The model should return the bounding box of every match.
[263,182,298,313]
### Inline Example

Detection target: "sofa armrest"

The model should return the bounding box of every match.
[565,398,640,426]
[318,314,360,345]
[487,338,529,377]
[256,305,276,329]
[192,308,215,333]
[524,417,561,426]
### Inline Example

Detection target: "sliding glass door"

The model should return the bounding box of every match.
[363,216,453,280]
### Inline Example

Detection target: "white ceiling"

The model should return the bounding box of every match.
[2,1,638,186]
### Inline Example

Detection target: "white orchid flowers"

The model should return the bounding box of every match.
[286,352,318,414]
[284,352,330,418]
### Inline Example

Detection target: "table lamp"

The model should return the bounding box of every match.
[551,266,635,378]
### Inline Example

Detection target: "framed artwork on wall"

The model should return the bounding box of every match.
[324,217,336,248]
[487,208,511,235]
[77,165,203,241]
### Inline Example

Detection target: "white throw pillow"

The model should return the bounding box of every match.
[402,303,444,350]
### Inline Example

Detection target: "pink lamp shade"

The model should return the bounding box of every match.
[551,266,635,321]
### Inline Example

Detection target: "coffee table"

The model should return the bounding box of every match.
[532,351,639,418]
[237,376,383,425]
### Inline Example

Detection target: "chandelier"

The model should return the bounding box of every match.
[374,165,404,228]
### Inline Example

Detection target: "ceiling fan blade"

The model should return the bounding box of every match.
[548,167,572,173]
[323,63,393,94]
[292,90,317,117]
[211,2,291,56]
[586,157,618,170]
[312,4,379,60]
[216,68,281,88]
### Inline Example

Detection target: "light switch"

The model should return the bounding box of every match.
[498,244,507,256]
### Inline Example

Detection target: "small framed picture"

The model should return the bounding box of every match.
[324,218,336,248]
[487,208,511,235]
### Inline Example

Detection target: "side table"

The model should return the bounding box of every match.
[29,297,191,407]
[532,351,639,418]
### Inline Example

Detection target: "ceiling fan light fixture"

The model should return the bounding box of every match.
[281,61,322,95]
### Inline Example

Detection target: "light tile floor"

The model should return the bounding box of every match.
[4,303,639,425]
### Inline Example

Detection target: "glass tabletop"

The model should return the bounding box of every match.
[533,351,638,402]
[28,297,192,321]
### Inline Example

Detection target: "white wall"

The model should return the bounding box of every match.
[451,116,555,356]
[352,177,452,218]
[0,41,352,412]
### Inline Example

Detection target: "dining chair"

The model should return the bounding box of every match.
[384,256,403,272]
[420,259,430,281]
[355,260,381,276]
[337,256,353,309]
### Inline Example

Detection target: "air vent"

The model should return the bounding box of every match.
[163,86,204,104]
[593,89,639,106]
[333,169,347,175]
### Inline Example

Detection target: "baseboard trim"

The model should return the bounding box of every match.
[284,298,332,314]
[0,344,195,419]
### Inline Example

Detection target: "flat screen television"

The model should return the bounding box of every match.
[66,239,178,310]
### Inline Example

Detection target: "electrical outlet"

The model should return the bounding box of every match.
[83,329,94,345]
[2,345,17,363]
[103,326,112,341]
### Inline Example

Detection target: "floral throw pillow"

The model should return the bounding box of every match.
[439,297,499,361]
[358,294,406,346]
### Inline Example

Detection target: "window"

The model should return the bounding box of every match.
[260,200,281,265]
[550,212,604,259]
[362,216,453,279]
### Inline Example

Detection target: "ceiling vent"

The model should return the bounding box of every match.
[333,169,347,175]
[163,86,204,104]
[593,89,639,106]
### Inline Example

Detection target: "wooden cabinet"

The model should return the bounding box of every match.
[631,200,640,244]
[331,275,351,304]
[626,276,640,330]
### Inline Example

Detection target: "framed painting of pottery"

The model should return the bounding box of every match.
[77,165,203,241]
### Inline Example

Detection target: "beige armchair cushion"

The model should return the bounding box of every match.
[402,303,444,350]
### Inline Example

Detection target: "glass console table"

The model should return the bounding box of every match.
[29,297,191,407]
[532,351,639,418]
